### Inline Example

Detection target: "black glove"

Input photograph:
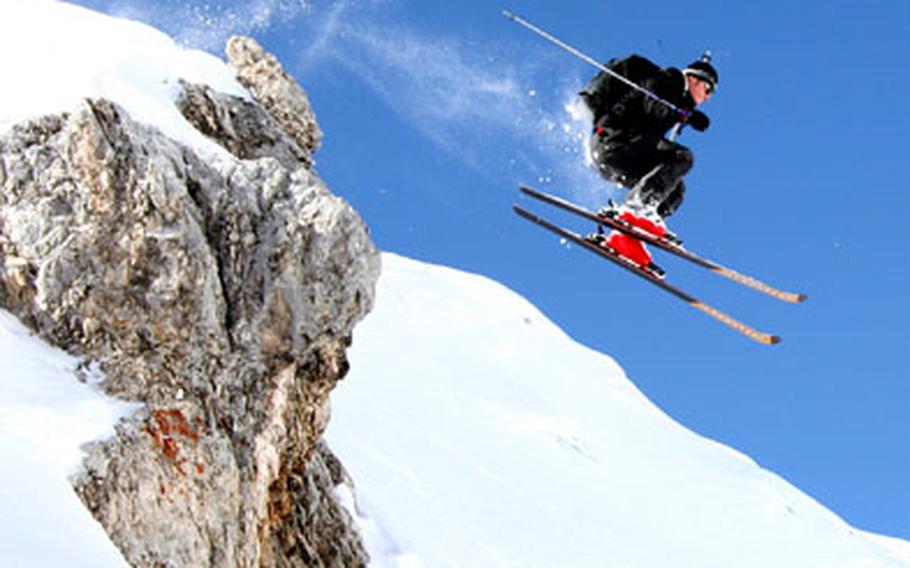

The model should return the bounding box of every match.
[684,110,710,132]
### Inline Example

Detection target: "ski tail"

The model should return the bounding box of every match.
[513,205,781,345]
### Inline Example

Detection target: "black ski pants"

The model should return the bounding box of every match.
[590,131,693,218]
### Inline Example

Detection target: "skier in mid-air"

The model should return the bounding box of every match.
[579,54,718,268]
[506,11,804,343]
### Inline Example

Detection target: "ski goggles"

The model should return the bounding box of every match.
[685,70,717,95]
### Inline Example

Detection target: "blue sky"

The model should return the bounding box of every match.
[72,0,910,540]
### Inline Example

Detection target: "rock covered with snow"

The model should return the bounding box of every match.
[0,11,377,568]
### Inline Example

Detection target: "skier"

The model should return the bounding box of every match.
[580,53,718,268]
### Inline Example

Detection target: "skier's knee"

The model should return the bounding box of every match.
[659,181,686,218]
[676,147,694,174]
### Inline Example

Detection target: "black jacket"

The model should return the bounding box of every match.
[584,55,699,139]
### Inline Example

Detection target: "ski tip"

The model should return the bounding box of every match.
[715,268,809,304]
[691,301,782,346]
[748,330,781,346]
[775,290,808,304]
[780,291,808,304]
[781,292,808,304]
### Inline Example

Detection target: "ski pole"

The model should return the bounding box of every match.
[502,10,689,119]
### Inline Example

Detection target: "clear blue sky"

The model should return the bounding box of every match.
[73,0,910,540]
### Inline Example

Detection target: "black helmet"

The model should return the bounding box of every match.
[684,54,719,91]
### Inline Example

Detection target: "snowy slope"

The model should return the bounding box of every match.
[327,253,910,568]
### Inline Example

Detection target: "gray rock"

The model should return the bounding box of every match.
[0,36,379,568]
[226,36,322,160]
[178,80,313,170]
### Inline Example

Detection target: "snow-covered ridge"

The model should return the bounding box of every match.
[0,0,247,156]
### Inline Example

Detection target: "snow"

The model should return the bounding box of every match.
[326,253,910,567]
[0,310,137,566]
[0,0,248,158]
[0,1,909,567]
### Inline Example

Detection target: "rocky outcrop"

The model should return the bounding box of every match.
[0,37,378,567]
[178,80,313,170]
[226,36,322,161]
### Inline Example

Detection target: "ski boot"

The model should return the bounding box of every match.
[597,199,682,246]
[591,200,669,278]
[589,228,666,279]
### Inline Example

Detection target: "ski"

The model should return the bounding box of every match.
[513,205,781,345]
[519,184,807,304]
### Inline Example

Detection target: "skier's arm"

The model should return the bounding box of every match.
[640,72,683,122]
[640,70,711,132]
